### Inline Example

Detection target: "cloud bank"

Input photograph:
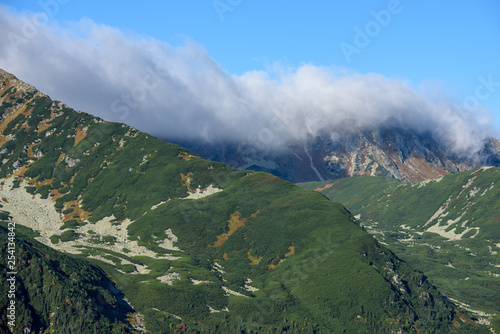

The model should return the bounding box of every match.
[0,6,495,157]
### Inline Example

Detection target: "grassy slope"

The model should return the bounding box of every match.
[299,170,500,331]
[0,72,489,332]
[0,225,134,333]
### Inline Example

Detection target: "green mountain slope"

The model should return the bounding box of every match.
[0,69,489,333]
[299,169,500,331]
[0,224,137,333]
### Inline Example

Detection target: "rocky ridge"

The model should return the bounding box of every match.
[174,125,499,183]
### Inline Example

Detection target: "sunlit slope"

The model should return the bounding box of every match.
[299,169,500,330]
[0,69,488,333]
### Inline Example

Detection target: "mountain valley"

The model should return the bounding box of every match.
[299,168,500,331]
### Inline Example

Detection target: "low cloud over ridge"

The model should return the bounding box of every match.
[0,6,496,157]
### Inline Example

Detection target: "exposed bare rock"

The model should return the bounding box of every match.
[64,156,80,167]
[175,127,498,183]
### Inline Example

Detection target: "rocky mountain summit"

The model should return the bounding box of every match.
[175,125,500,183]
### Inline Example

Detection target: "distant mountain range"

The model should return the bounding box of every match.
[174,128,500,183]
[0,68,491,333]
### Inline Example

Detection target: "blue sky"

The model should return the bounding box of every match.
[1,0,499,149]
[6,1,499,77]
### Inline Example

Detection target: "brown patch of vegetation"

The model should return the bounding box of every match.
[0,87,12,98]
[25,143,42,159]
[26,145,34,158]
[314,183,334,192]
[31,178,53,188]
[211,211,247,247]
[13,165,28,178]
[21,103,32,116]
[63,200,91,224]
[20,121,30,132]
[267,258,286,269]
[69,172,79,185]
[74,127,87,146]
[50,188,63,201]
[125,312,146,334]
[2,197,9,203]
[223,253,228,260]
[180,172,194,192]
[454,309,477,326]
[36,108,60,133]
[0,134,9,148]
[0,105,24,133]
[247,250,262,265]
[36,119,51,133]
[178,151,195,161]
[250,209,260,218]
[56,153,66,165]
[268,247,294,269]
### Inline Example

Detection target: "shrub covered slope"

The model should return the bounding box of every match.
[299,170,500,331]
[0,69,489,333]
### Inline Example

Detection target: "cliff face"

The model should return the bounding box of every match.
[174,127,498,183]
[312,128,478,182]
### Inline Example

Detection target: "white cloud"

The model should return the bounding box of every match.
[0,5,495,157]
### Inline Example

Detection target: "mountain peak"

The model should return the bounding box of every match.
[1,68,38,95]
[175,124,500,183]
